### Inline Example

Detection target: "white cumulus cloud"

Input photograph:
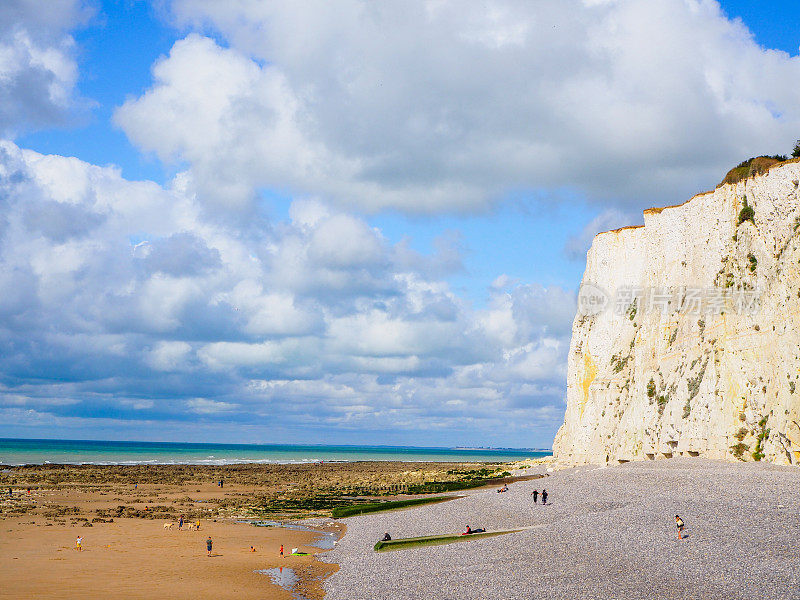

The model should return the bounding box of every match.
[0,0,90,136]
[108,0,800,213]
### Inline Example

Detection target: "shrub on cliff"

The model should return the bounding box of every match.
[722,157,781,186]
[730,442,748,460]
[610,353,630,373]
[793,139,800,158]
[747,253,757,272]
[737,197,755,226]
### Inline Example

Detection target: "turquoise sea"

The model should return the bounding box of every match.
[0,438,549,466]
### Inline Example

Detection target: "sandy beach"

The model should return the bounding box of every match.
[0,514,336,600]
[323,458,800,600]
[0,460,507,599]
[0,475,342,600]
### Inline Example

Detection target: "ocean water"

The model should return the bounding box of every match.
[0,438,549,466]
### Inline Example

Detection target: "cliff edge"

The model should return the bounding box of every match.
[553,158,800,466]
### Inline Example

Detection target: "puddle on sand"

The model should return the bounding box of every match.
[308,530,336,549]
[254,567,309,600]
[247,520,337,549]
[256,566,298,589]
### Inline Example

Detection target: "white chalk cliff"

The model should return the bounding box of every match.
[554,159,800,466]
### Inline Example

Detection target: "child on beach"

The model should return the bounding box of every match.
[206,537,213,556]
[280,544,284,558]
[76,536,83,551]
[531,490,538,503]
[675,515,685,540]
[541,489,548,505]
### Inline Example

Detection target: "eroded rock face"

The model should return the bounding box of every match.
[554,160,800,466]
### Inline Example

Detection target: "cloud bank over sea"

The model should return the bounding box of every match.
[0,140,571,445]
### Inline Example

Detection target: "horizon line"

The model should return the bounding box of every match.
[0,437,551,453]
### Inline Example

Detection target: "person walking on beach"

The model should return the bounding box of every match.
[76,536,83,552]
[280,544,284,558]
[179,515,184,530]
[531,490,538,504]
[541,489,548,505]
[675,515,685,540]
[206,536,213,556]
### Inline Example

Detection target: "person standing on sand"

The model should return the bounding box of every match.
[541,489,548,505]
[179,515,184,530]
[76,536,83,552]
[206,536,213,556]
[675,515,685,540]
[531,490,538,504]
[280,544,284,558]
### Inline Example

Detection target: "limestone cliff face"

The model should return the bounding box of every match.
[554,160,800,466]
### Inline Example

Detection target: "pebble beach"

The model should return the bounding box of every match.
[322,458,800,600]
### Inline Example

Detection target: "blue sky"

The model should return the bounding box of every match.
[1,0,799,448]
[719,1,800,55]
